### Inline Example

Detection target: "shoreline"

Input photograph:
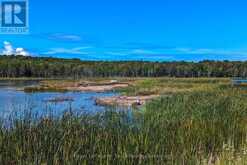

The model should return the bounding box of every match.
[23,80,131,93]
[95,95,160,107]
[21,79,161,106]
[9,77,231,107]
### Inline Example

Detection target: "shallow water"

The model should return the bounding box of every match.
[0,80,119,119]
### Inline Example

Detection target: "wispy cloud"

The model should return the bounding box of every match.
[105,42,247,58]
[102,43,247,61]
[47,33,82,42]
[3,39,247,61]
[43,46,93,55]
[171,47,247,57]
[106,49,162,56]
[120,42,172,50]
[29,33,101,46]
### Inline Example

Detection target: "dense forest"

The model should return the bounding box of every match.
[0,55,247,78]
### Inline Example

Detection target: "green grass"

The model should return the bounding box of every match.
[1,83,247,164]
[23,78,133,93]
[118,78,230,96]
[22,77,230,95]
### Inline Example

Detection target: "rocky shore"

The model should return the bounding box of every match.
[95,95,159,107]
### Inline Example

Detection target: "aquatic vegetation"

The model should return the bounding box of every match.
[118,77,230,96]
[0,84,247,164]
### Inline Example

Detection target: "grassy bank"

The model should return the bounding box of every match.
[23,78,133,93]
[118,77,230,96]
[23,77,230,95]
[1,85,247,164]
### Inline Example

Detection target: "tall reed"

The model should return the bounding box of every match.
[0,88,247,164]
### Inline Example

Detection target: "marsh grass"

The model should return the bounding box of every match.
[23,77,230,94]
[0,84,247,164]
[118,78,230,96]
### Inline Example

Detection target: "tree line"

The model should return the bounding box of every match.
[0,55,247,78]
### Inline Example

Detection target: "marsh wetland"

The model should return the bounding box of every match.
[0,78,247,164]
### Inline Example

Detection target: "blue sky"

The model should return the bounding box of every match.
[1,0,247,61]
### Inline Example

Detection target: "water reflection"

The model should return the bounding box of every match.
[0,80,119,119]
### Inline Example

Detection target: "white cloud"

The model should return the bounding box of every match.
[16,48,30,56]
[43,47,92,55]
[2,41,14,55]
[1,41,30,56]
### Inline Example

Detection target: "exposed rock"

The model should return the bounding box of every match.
[95,95,159,107]
[24,80,130,93]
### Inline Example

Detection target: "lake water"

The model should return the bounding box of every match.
[0,80,119,119]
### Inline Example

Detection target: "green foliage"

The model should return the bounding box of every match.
[1,55,247,78]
